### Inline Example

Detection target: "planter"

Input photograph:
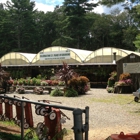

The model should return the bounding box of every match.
[114,85,132,94]
[17,87,25,94]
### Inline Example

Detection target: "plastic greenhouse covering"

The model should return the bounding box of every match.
[0,46,140,67]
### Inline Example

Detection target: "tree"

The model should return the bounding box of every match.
[33,11,58,52]
[5,0,37,52]
[133,34,140,51]
[55,0,98,49]
[132,5,140,51]
[99,0,140,8]
[0,3,15,57]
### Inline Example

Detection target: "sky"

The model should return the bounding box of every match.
[0,0,123,14]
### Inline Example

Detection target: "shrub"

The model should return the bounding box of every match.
[64,88,78,97]
[58,81,65,86]
[119,73,131,80]
[24,77,31,85]
[68,76,89,94]
[13,79,18,85]
[107,79,115,87]
[78,76,89,84]
[50,88,63,96]
[36,74,42,79]
[17,78,24,85]
[107,71,117,88]
[56,62,78,87]
[32,77,37,85]
[106,86,114,93]
[36,79,41,86]
[114,73,132,86]
[110,71,117,78]
[40,80,48,86]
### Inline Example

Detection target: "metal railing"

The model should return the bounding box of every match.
[0,94,89,140]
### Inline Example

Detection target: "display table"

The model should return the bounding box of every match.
[114,85,132,94]
[11,85,65,94]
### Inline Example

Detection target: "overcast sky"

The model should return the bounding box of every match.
[0,0,123,14]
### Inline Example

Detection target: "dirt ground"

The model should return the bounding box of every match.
[0,123,138,140]
[0,88,140,140]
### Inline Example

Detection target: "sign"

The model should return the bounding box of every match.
[130,55,135,59]
[123,63,140,73]
[40,50,70,60]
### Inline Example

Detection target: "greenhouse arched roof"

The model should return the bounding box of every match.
[31,46,92,66]
[0,47,140,67]
[0,52,36,66]
[84,47,140,64]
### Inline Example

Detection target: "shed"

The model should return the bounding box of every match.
[116,53,140,91]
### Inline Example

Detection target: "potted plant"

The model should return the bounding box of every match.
[56,62,78,88]
[106,86,114,93]
[36,79,41,86]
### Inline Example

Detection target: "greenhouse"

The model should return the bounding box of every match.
[0,46,139,88]
[31,46,92,66]
[0,52,36,67]
[0,46,139,67]
[84,47,140,64]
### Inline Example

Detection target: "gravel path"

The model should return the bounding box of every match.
[3,88,140,140]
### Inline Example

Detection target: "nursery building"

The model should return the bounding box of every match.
[0,46,140,88]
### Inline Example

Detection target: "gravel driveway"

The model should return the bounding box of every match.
[3,88,140,140]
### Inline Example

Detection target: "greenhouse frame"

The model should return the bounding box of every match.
[0,46,139,67]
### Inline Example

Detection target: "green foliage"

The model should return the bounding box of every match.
[36,74,42,79]
[107,71,117,87]
[55,0,98,48]
[107,79,115,87]
[35,79,41,86]
[133,34,140,51]
[24,128,38,140]
[99,0,124,7]
[50,88,64,96]
[64,88,78,97]
[32,77,37,85]
[0,132,21,140]
[106,87,114,93]
[17,78,24,85]
[0,0,139,56]
[58,80,65,86]
[52,128,67,140]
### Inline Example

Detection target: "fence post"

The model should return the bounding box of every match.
[73,108,83,140]
[21,101,24,140]
[85,106,89,140]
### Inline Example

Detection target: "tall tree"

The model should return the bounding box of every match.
[133,34,140,51]
[5,0,37,52]
[99,0,140,8]
[55,0,98,49]
[34,10,58,51]
[0,3,15,57]
[132,5,140,51]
